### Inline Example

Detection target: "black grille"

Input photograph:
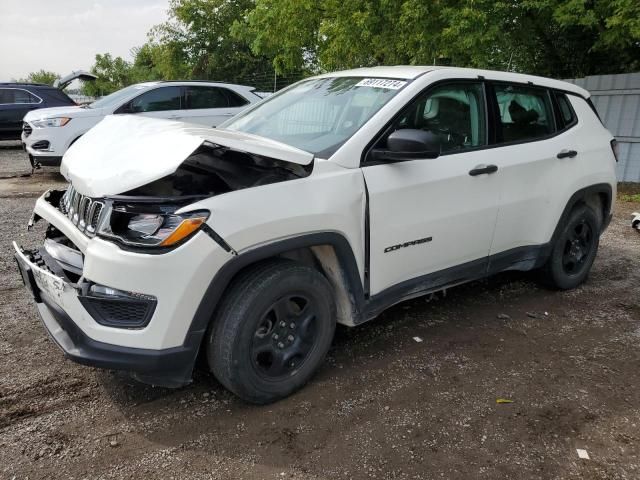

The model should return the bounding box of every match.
[31,140,50,150]
[60,185,106,236]
[79,296,156,329]
[23,122,32,137]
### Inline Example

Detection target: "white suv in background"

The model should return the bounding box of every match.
[22,81,262,168]
[15,66,617,404]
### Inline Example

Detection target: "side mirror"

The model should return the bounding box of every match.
[371,129,440,162]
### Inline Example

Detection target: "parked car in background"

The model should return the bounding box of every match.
[22,81,262,167]
[14,66,617,403]
[0,83,77,141]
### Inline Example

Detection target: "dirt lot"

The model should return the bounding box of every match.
[1,141,639,479]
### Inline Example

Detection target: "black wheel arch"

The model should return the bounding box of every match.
[550,184,612,247]
[186,232,365,355]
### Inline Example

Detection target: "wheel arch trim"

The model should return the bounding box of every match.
[551,183,613,246]
[186,232,365,346]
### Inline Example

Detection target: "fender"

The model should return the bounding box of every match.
[550,183,613,245]
[184,232,366,350]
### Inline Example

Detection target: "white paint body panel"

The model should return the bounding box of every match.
[17,66,617,353]
[26,193,233,349]
[61,115,314,197]
[363,149,500,294]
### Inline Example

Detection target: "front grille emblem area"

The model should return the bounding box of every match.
[59,185,105,236]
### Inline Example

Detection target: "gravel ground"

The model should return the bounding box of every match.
[1,143,640,479]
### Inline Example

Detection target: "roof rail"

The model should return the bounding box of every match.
[0,82,50,87]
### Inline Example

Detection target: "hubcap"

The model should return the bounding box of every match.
[561,220,593,274]
[251,295,317,379]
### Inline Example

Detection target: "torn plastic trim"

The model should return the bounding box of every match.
[201,224,236,255]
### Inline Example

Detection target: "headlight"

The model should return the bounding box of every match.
[97,202,209,249]
[32,117,72,128]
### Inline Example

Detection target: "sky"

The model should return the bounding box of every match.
[0,0,170,81]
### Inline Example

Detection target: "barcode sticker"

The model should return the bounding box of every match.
[355,78,407,90]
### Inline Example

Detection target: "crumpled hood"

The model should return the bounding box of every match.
[24,105,104,121]
[61,115,314,197]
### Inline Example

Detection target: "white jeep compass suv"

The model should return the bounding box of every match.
[14,66,617,404]
[22,81,261,168]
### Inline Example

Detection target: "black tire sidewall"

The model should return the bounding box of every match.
[209,261,336,403]
[546,205,600,290]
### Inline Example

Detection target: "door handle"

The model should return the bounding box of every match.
[557,149,577,159]
[469,164,498,176]
[221,113,235,117]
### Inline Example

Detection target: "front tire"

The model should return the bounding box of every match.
[207,259,336,404]
[540,204,600,290]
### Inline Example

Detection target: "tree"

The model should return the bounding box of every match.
[151,0,273,81]
[81,53,135,96]
[239,0,640,77]
[18,70,60,86]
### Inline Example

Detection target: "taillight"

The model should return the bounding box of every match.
[610,139,619,162]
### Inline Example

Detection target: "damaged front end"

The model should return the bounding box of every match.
[125,141,312,197]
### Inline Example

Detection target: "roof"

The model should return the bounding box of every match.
[0,82,51,88]
[157,80,255,90]
[315,66,590,98]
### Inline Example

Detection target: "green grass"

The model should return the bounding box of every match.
[619,193,640,203]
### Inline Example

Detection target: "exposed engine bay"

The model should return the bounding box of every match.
[124,142,313,198]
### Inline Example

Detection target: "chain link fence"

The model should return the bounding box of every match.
[232,70,312,95]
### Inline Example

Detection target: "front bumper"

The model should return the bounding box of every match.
[22,126,64,164]
[14,189,233,387]
[15,245,199,387]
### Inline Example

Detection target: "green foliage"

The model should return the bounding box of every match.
[151,0,273,81]
[620,193,640,203]
[19,70,60,86]
[242,0,640,77]
[78,0,640,96]
[81,53,135,96]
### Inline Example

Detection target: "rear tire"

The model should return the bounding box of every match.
[540,204,600,290]
[207,259,336,404]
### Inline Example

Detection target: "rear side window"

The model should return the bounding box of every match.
[493,84,554,143]
[0,88,40,104]
[554,92,577,129]
[185,86,229,109]
[131,86,182,112]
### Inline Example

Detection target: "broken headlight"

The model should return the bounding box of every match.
[97,202,209,249]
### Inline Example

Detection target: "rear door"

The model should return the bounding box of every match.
[362,81,501,295]
[182,86,249,126]
[128,86,183,121]
[486,82,577,262]
[0,88,42,139]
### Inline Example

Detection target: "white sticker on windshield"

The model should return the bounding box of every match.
[355,78,407,90]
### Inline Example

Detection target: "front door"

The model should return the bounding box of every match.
[129,86,183,121]
[362,82,501,295]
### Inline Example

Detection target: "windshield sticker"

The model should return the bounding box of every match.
[355,78,407,90]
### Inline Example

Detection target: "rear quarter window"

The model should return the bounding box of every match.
[554,92,577,130]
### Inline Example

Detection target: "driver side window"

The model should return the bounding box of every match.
[390,82,487,153]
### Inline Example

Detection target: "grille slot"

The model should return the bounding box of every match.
[78,296,156,329]
[60,185,105,236]
[23,122,32,137]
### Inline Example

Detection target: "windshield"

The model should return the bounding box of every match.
[223,77,407,157]
[88,84,154,109]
